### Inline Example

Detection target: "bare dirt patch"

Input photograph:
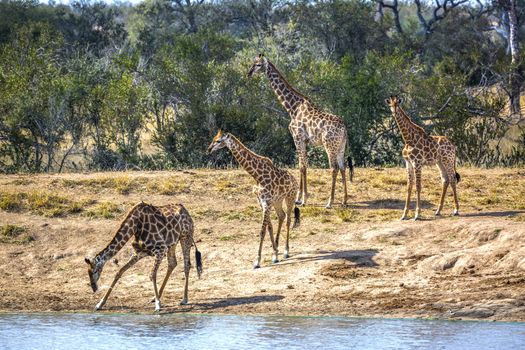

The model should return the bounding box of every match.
[0,168,524,321]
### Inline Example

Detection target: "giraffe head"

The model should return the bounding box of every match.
[84,256,103,292]
[247,53,268,78]
[207,129,228,154]
[385,95,403,113]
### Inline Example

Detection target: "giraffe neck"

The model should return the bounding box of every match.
[94,206,140,267]
[225,134,270,183]
[265,61,307,115]
[392,106,427,145]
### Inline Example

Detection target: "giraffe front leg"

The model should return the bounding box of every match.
[401,162,414,220]
[296,166,308,205]
[414,166,423,221]
[95,253,142,311]
[295,148,308,206]
[254,209,269,269]
[267,220,279,264]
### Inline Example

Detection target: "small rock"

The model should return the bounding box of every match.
[260,289,267,293]
[287,285,294,289]
[399,282,405,287]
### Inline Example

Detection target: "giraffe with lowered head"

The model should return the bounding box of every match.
[208,130,300,268]
[84,201,202,311]
[385,96,460,220]
[247,54,353,208]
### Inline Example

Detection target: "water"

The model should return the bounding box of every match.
[0,313,524,350]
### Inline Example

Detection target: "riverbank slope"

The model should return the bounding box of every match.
[0,168,524,321]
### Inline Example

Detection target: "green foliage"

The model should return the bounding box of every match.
[0,0,524,172]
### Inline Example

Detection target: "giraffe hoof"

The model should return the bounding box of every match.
[435,211,441,217]
[413,216,420,221]
[400,216,409,221]
[272,257,279,264]
[180,299,188,306]
[253,263,260,269]
[95,301,104,311]
[295,200,304,206]
[453,210,459,216]
[325,204,332,209]
[283,251,289,259]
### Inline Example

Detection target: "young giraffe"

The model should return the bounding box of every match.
[386,96,460,220]
[248,54,353,208]
[207,130,300,268]
[84,201,202,312]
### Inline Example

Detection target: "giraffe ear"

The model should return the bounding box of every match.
[385,98,390,105]
[84,257,91,265]
[217,129,223,137]
[398,98,403,105]
[258,53,263,58]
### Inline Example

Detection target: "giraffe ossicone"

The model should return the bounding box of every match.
[208,130,300,268]
[85,202,202,312]
[247,54,354,208]
[386,95,460,220]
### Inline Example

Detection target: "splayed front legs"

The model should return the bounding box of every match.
[95,253,144,311]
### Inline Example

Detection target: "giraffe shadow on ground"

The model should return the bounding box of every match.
[356,198,434,210]
[162,295,285,313]
[462,210,525,218]
[278,249,379,268]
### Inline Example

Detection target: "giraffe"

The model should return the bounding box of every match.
[247,54,353,209]
[84,201,203,312]
[385,96,460,220]
[207,130,300,268]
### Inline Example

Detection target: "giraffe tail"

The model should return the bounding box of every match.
[192,236,203,278]
[347,156,354,182]
[293,207,301,228]
[455,172,461,183]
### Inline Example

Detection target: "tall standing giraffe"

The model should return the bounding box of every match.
[247,54,353,208]
[385,96,460,220]
[208,130,300,268]
[84,202,202,311]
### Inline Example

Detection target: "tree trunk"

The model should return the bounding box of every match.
[507,0,522,116]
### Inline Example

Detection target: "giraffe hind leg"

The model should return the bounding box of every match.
[435,162,449,217]
[284,196,295,259]
[180,234,193,305]
[151,249,167,312]
[154,245,177,303]
[414,166,422,221]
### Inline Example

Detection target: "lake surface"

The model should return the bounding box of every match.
[0,313,524,350]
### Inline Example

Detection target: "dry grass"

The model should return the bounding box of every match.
[0,224,33,244]
[85,201,123,219]
[0,167,523,224]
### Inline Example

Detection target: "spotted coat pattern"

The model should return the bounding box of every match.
[386,96,460,220]
[85,202,201,311]
[208,130,299,268]
[247,54,351,208]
